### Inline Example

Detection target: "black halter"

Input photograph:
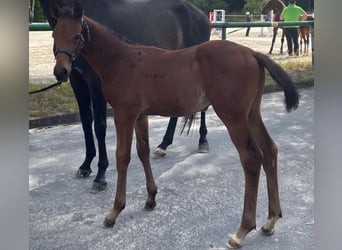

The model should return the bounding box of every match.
[54,18,90,61]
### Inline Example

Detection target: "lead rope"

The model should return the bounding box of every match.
[29,80,63,94]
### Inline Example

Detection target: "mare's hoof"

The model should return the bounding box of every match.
[89,180,108,193]
[75,168,92,178]
[151,147,166,159]
[144,201,156,210]
[226,234,243,249]
[103,217,115,228]
[198,141,209,153]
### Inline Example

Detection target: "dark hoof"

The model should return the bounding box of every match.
[198,141,209,153]
[103,217,115,228]
[260,226,274,235]
[75,168,92,178]
[89,180,108,194]
[144,201,156,210]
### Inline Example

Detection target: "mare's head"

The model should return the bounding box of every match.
[51,1,89,82]
[261,0,285,15]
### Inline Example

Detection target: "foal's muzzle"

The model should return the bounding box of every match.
[53,63,70,82]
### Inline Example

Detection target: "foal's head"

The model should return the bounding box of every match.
[51,1,88,82]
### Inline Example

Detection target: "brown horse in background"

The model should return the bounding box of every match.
[51,2,299,248]
[262,0,286,54]
[299,14,314,56]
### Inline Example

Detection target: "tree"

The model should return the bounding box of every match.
[188,0,228,16]
[34,0,46,22]
[29,0,35,23]
[224,0,245,12]
[243,0,268,15]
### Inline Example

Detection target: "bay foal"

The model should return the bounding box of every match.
[51,2,299,248]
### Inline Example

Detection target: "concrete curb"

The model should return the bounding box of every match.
[29,80,313,129]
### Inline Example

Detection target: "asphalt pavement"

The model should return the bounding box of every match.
[29,87,314,250]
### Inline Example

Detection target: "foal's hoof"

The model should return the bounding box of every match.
[198,141,209,153]
[226,234,243,249]
[89,180,108,193]
[151,147,166,159]
[103,217,115,228]
[260,226,275,235]
[75,168,92,178]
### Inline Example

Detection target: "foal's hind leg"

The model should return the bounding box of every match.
[249,110,282,235]
[135,115,157,209]
[218,115,263,248]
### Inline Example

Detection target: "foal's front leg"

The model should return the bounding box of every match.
[103,115,135,227]
[135,115,157,209]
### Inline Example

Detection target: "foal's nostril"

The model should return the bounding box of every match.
[54,67,69,82]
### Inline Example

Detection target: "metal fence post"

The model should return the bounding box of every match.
[222,27,226,40]
[311,21,314,66]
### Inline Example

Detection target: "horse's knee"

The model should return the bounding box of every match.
[263,142,278,167]
[116,151,131,167]
[94,118,107,139]
[81,111,93,131]
[137,147,150,161]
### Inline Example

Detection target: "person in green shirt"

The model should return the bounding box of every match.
[280,0,307,56]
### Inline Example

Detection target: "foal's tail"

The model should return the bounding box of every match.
[252,52,300,112]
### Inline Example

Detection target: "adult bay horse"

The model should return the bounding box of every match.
[51,1,299,248]
[39,0,210,191]
[262,0,286,54]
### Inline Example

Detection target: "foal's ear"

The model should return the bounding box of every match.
[73,1,84,19]
[50,3,62,19]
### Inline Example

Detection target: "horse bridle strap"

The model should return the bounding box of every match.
[54,18,90,61]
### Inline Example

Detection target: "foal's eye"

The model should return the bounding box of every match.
[74,34,82,42]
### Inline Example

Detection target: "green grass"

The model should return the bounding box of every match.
[265,60,314,84]
[29,82,78,118]
[29,61,313,119]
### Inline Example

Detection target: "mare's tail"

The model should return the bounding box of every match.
[252,51,300,112]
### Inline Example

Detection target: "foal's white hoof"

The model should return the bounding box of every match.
[151,147,166,159]
[226,234,243,249]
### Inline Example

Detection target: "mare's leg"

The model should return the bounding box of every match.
[151,117,178,159]
[198,111,209,153]
[69,70,95,178]
[88,75,109,191]
[217,114,263,248]
[103,113,136,227]
[249,107,282,236]
[135,115,157,209]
